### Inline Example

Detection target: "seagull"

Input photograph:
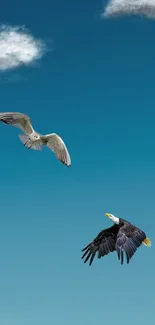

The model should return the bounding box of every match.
[0,112,71,167]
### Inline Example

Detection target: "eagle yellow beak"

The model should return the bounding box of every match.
[105,213,110,217]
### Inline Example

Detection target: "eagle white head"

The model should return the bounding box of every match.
[105,213,119,225]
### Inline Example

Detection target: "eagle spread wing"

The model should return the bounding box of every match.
[115,224,146,264]
[81,225,119,265]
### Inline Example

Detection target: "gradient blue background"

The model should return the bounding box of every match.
[0,1,154,324]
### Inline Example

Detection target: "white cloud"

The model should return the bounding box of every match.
[103,0,155,19]
[0,24,46,71]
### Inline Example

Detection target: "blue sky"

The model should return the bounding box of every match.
[0,1,154,325]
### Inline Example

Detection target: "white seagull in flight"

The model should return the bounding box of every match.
[0,112,71,167]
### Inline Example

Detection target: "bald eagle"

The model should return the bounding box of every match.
[81,213,151,265]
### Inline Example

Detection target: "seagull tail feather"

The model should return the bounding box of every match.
[19,134,42,150]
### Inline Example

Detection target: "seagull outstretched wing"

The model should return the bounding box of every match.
[0,112,34,135]
[41,133,71,167]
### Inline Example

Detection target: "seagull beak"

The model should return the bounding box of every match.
[105,213,110,218]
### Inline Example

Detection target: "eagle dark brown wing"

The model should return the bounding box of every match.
[115,224,146,265]
[81,224,119,266]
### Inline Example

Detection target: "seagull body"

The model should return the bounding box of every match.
[0,112,71,166]
[81,213,151,265]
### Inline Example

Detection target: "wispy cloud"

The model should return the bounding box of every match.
[0,24,46,71]
[102,0,155,19]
